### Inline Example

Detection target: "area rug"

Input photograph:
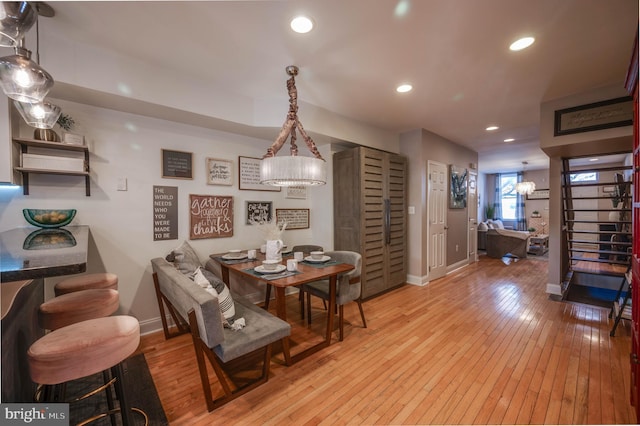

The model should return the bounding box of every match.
[66,353,168,425]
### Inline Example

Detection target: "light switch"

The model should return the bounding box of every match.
[408,206,415,215]
[117,177,128,191]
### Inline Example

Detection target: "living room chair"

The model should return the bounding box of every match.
[302,250,367,341]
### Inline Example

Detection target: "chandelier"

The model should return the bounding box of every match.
[515,161,536,195]
[515,180,536,195]
[260,65,326,186]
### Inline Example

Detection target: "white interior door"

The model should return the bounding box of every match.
[428,161,447,280]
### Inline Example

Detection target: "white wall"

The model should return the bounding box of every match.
[0,99,335,334]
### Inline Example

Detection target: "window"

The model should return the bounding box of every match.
[570,172,597,182]
[500,173,517,220]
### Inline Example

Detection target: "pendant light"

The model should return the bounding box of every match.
[0,1,37,47]
[515,161,536,195]
[260,65,327,186]
[0,2,54,103]
[13,99,60,128]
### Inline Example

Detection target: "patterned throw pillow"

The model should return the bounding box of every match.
[190,267,237,327]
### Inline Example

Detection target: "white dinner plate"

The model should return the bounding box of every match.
[304,255,331,263]
[222,253,248,260]
[254,264,287,274]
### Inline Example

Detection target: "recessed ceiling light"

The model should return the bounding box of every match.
[486,125,499,131]
[396,84,412,93]
[503,138,515,142]
[589,158,599,162]
[290,16,314,33]
[509,36,535,51]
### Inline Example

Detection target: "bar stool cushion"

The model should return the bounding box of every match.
[38,289,119,330]
[54,272,118,296]
[28,315,140,385]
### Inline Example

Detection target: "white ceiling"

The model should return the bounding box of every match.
[30,0,640,173]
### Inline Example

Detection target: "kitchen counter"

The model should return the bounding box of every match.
[0,225,89,282]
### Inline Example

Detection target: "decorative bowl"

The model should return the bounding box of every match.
[310,251,324,260]
[23,209,77,228]
[262,259,280,270]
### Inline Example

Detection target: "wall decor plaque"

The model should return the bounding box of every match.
[153,186,178,241]
[189,194,233,239]
[554,96,633,136]
[162,149,193,179]
[275,208,310,230]
[238,156,281,192]
[206,157,233,185]
[526,189,549,200]
[246,201,273,224]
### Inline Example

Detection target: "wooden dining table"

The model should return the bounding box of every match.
[210,252,354,365]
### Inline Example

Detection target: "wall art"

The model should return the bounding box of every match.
[162,149,193,179]
[206,157,233,186]
[449,165,468,209]
[246,201,273,224]
[238,156,281,192]
[189,194,233,239]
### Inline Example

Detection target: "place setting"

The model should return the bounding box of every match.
[215,249,257,264]
[300,251,339,268]
[244,258,301,280]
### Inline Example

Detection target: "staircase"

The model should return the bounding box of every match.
[561,157,632,306]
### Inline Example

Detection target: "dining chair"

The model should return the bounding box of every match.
[265,244,324,316]
[302,250,367,341]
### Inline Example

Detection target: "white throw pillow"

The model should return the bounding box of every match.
[191,267,210,288]
[493,219,505,229]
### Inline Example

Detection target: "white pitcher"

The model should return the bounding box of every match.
[265,239,283,261]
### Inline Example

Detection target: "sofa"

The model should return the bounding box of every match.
[150,241,290,411]
[479,219,530,258]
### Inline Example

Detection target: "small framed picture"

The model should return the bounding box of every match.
[246,201,273,224]
[238,156,281,192]
[206,158,233,186]
[286,185,307,199]
[162,149,193,179]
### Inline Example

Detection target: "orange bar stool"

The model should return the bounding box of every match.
[54,272,118,296]
[38,289,119,331]
[28,316,145,426]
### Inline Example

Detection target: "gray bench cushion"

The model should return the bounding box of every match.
[151,257,290,362]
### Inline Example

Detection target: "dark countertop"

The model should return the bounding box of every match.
[0,225,89,282]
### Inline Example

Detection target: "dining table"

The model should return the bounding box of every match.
[210,251,354,365]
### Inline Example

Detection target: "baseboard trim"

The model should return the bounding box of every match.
[406,274,429,286]
[546,283,562,296]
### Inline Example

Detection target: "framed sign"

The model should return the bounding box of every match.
[153,186,178,241]
[238,156,281,192]
[286,185,307,199]
[526,189,549,200]
[554,96,633,136]
[276,208,310,230]
[246,201,273,224]
[206,157,233,185]
[189,194,233,239]
[162,149,193,179]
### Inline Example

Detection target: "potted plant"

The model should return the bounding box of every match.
[531,210,540,217]
[484,204,495,221]
[528,227,536,234]
[33,113,75,143]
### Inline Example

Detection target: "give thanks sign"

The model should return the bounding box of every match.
[189,194,234,239]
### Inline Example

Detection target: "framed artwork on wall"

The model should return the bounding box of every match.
[275,208,310,230]
[246,201,273,224]
[526,189,549,200]
[189,194,233,239]
[162,149,193,179]
[238,156,281,192]
[206,157,233,185]
[449,165,468,209]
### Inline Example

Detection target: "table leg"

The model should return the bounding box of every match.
[274,287,292,366]
[220,265,230,287]
[325,274,337,344]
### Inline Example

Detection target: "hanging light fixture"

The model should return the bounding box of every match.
[260,65,327,186]
[13,99,60,128]
[0,1,37,47]
[0,2,54,103]
[515,161,536,195]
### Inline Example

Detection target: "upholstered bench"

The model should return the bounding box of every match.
[151,256,290,411]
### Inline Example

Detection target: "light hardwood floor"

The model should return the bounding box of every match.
[137,255,636,425]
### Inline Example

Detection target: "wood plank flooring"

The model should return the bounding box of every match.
[137,255,636,425]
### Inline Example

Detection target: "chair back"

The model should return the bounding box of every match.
[291,244,323,254]
[325,251,362,303]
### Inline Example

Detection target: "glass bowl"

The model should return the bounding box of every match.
[23,209,77,228]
